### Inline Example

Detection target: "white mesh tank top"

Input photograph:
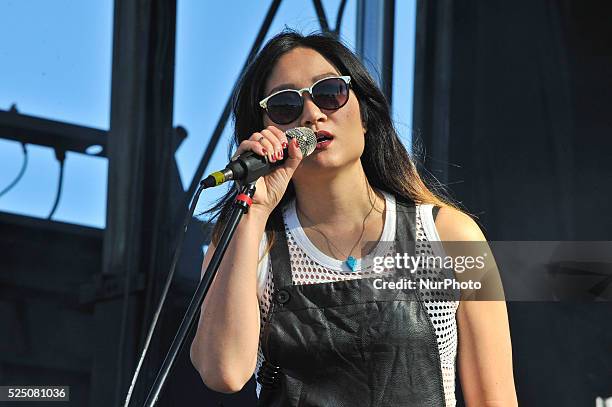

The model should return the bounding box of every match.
[254,192,460,406]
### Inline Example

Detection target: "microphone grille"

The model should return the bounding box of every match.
[286,127,317,157]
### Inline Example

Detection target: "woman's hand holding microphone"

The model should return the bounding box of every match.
[232,126,305,217]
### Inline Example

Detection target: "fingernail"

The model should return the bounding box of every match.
[277,151,282,159]
[282,142,288,148]
[262,148,267,154]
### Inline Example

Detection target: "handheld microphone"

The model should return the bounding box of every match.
[200,127,317,189]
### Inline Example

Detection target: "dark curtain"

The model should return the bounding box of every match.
[414,1,612,405]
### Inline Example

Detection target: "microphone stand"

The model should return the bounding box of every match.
[129,181,257,407]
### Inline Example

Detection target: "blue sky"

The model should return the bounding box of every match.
[0,0,416,228]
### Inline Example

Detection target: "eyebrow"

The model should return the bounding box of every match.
[266,72,340,96]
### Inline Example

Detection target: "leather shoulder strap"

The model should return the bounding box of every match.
[266,208,293,288]
[394,195,416,256]
[432,205,441,222]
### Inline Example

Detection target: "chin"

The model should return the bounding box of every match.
[307,152,339,166]
[303,153,360,173]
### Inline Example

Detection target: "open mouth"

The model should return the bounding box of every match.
[316,130,333,143]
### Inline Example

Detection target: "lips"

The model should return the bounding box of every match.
[316,130,334,142]
[315,130,333,150]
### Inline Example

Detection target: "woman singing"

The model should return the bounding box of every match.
[190,31,518,406]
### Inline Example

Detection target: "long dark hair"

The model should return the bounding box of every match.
[206,30,459,246]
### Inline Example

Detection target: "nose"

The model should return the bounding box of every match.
[299,92,327,127]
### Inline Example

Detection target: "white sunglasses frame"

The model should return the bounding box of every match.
[259,75,352,111]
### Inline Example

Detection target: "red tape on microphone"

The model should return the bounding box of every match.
[235,193,253,207]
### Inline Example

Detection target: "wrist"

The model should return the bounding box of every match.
[240,205,270,230]
[248,204,274,220]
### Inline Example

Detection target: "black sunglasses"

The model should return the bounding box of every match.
[259,76,351,125]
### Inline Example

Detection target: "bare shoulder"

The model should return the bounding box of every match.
[434,206,487,242]
[436,207,518,403]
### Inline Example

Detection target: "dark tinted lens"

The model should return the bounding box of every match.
[266,91,303,124]
[312,78,349,110]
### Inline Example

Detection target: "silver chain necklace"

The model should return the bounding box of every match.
[295,192,377,272]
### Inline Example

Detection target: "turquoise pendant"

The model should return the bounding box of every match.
[346,256,357,271]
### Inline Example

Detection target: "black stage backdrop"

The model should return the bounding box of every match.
[414,1,612,405]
